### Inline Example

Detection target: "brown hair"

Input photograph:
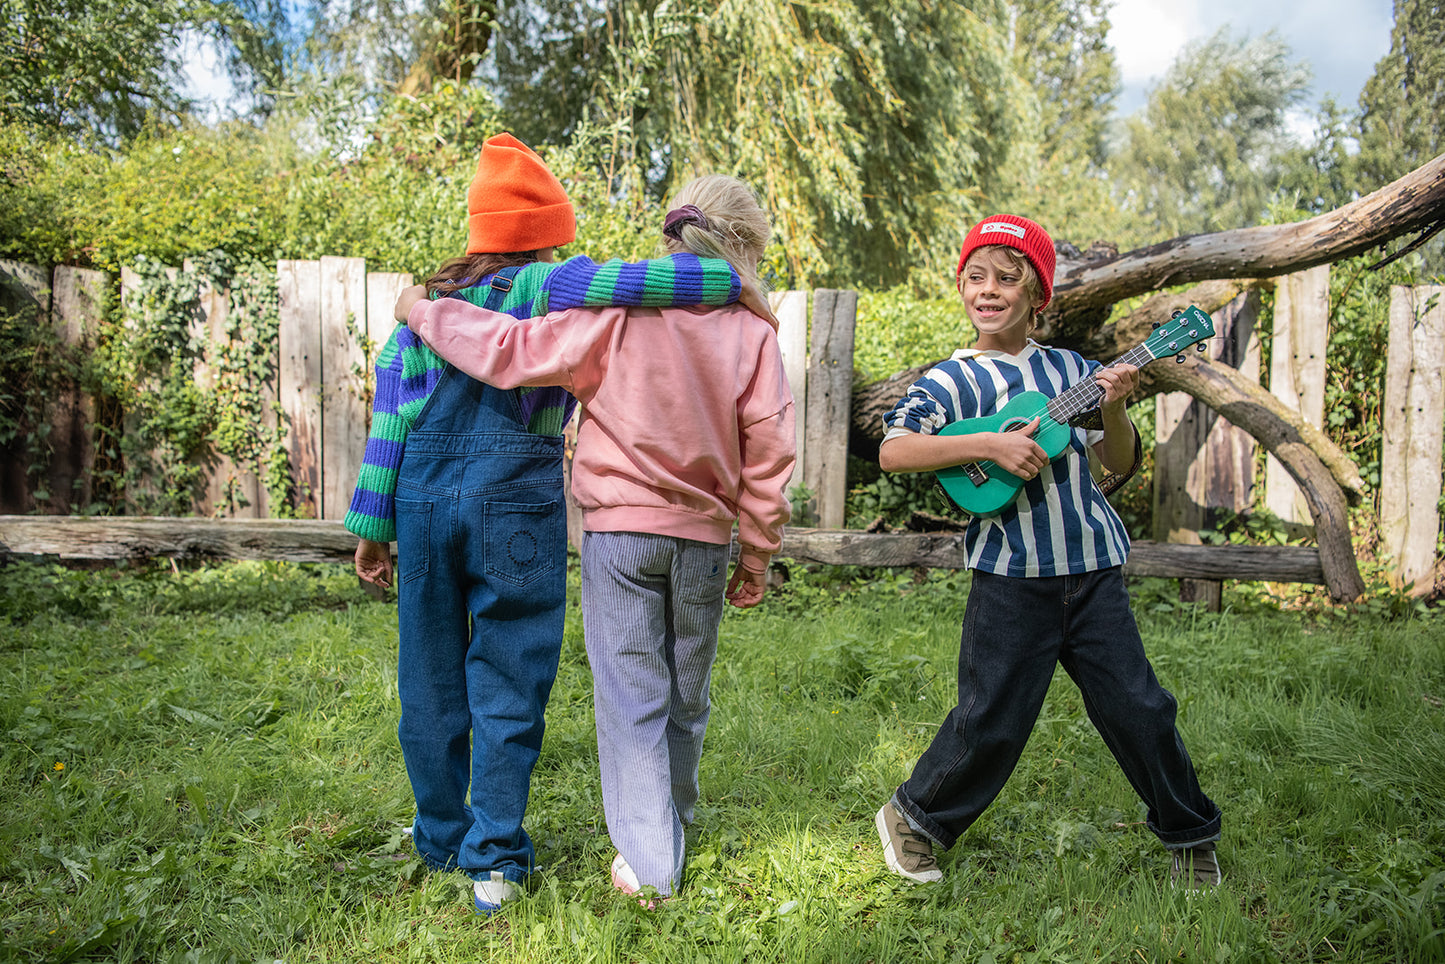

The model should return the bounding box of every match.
[425,250,547,297]
[961,246,1046,312]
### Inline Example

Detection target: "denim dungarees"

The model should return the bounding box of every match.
[394,271,568,885]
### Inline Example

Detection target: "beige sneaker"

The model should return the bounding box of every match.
[875,802,942,883]
[1170,844,1223,889]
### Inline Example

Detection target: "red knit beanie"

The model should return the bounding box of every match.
[466,133,577,254]
[956,214,1056,310]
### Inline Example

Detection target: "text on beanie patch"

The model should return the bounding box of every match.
[980,222,1027,240]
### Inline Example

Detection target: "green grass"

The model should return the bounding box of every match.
[2,559,1442,962]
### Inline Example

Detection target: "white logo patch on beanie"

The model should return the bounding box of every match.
[980,222,1027,240]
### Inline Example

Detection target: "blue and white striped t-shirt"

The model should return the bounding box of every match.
[883,340,1130,577]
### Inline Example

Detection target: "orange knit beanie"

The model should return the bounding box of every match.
[466,133,577,254]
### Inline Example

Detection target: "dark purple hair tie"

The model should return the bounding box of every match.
[662,204,708,240]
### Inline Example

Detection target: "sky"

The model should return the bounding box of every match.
[182,1,1400,133]
[1108,0,1396,121]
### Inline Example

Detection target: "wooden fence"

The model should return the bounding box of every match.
[1153,272,1444,597]
[0,259,852,529]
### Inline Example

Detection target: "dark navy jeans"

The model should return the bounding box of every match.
[394,368,567,884]
[895,567,1221,851]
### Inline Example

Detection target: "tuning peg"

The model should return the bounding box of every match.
[1175,354,1187,364]
[1170,308,1184,319]
[1151,321,1161,330]
[1196,342,1207,353]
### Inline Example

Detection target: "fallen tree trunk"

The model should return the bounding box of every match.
[1048,152,1445,322]
[0,517,1325,585]
[778,527,1324,584]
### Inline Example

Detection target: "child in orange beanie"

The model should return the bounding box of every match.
[345,134,763,915]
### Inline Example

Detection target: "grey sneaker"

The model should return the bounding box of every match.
[1170,844,1223,889]
[875,803,942,883]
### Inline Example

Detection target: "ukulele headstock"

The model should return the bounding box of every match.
[1143,305,1216,364]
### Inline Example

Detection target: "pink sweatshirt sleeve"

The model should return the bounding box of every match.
[408,296,621,393]
[735,336,797,572]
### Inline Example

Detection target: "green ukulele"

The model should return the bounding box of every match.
[935,305,1216,516]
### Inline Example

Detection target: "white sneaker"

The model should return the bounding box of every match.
[473,871,518,916]
[610,853,662,908]
[609,853,641,894]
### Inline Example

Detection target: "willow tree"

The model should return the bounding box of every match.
[489,0,1032,289]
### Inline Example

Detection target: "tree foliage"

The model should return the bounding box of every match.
[0,0,290,141]
[998,0,1121,249]
[1356,0,1445,191]
[1106,29,1311,245]
[1,0,194,141]
[489,0,1032,289]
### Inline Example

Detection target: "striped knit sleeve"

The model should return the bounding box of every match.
[343,326,410,544]
[883,360,973,440]
[525,254,742,314]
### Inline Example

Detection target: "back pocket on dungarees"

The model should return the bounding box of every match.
[394,499,432,585]
[483,500,563,589]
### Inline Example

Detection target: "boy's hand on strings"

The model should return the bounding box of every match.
[355,539,394,589]
[1094,364,1140,408]
[725,563,767,609]
[989,418,1048,480]
[737,278,780,330]
[394,285,428,322]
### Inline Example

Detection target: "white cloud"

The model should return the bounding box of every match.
[1109,0,1199,89]
[179,31,238,122]
[1107,0,1395,119]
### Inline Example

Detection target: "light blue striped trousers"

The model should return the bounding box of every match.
[581,530,730,896]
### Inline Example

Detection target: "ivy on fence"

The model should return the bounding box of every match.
[106,252,293,516]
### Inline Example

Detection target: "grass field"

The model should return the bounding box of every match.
[1,558,1442,963]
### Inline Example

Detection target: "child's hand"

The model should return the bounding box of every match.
[394,285,428,322]
[1095,364,1140,407]
[989,418,1049,480]
[738,278,780,330]
[725,563,767,608]
[355,539,394,589]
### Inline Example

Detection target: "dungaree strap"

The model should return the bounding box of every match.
[481,266,525,309]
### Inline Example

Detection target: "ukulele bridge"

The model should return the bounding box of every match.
[961,462,990,487]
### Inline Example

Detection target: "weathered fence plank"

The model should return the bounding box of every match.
[319,256,368,520]
[0,517,1327,585]
[278,260,323,518]
[365,273,412,356]
[1380,284,1445,595]
[1151,292,1262,607]
[190,266,267,518]
[47,267,103,513]
[805,290,856,528]
[770,290,808,513]
[1265,266,1329,526]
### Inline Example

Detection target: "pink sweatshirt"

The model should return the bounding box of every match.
[408,299,795,573]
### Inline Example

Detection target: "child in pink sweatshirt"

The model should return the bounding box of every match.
[400,174,795,899]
